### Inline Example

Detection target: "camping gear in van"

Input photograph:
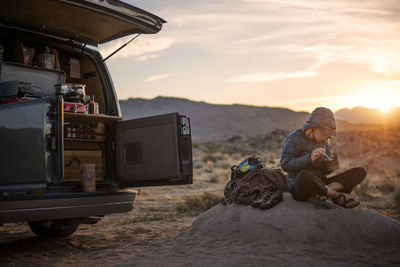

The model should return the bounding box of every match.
[56,83,86,102]
[63,150,103,183]
[88,94,99,115]
[0,62,65,96]
[64,123,105,141]
[81,163,96,192]
[23,46,35,65]
[37,47,55,69]
[0,80,44,97]
[64,101,86,113]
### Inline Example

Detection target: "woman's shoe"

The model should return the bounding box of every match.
[252,194,263,207]
[258,189,283,210]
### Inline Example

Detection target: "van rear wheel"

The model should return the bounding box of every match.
[28,219,79,237]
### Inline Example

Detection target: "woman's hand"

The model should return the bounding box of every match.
[311,147,325,162]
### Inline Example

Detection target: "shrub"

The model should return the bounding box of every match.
[352,178,371,197]
[208,172,220,183]
[231,153,241,161]
[215,159,231,169]
[394,188,400,210]
[176,192,223,215]
[192,142,200,149]
[193,161,204,169]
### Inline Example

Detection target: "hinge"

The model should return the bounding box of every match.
[180,116,191,135]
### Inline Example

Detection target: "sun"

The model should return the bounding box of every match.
[342,88,399,112]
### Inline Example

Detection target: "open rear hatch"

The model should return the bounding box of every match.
[0,0,166,45]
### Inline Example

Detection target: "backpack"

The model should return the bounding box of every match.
[223,156,267,201]
[233,156,266,180]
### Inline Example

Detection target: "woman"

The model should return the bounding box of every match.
[280,107,367,208]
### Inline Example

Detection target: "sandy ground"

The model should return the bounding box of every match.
[2,216,399,267]
[1,188,399,267]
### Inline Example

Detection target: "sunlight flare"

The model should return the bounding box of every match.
[342,88,400,112]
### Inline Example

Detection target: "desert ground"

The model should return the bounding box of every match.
[1,125,400,266]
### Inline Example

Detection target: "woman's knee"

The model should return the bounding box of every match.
[295,170,318,188]
[296,170,313,182]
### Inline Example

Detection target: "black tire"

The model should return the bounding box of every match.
[28,219,79,238]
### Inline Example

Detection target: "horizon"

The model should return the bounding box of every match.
[119,95,400,114]
[99,0,400,113]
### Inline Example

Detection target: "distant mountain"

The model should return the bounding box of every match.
[119,97,309,140]
[334,106,400,125]
[119,98,400,140]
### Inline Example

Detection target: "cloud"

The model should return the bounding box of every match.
[137,54,160,61]
[383,80,400,86]
[144,73,171,83]
[99,36,174,61]
[227,71,318,83]
[168,0,400,75]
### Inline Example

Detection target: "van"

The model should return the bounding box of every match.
[0,0,193,237]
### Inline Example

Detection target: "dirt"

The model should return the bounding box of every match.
[1,188,399,267]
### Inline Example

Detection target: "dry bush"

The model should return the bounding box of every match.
[215,159,231,169]
[231,153,242,161]
[202,160,214,173]
[192,142,200,149]
[373,169,400,193]
[394,188,400,210]
[193,161,204,169]
[176,192,223,215]
[208,168,229,184]
[352,178,371,197]
[201,153,217,163]
[208,172,220,183]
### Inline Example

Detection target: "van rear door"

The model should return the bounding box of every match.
[115,113,192,187]
[0,0,166,46]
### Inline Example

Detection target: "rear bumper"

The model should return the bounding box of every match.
[0,191,136,223]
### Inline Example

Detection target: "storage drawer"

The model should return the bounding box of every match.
[62,150,103,182]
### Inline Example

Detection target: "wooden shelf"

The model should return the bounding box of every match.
[64,138,104,143]
[64,112,122,123]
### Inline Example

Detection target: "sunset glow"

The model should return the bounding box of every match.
[100,0,400,112]
[342,88,400,112]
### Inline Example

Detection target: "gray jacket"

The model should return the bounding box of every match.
[280,107,336,190]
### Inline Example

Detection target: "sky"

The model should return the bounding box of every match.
[99,0,400,112]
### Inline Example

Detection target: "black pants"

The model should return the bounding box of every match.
[291,167,367,201]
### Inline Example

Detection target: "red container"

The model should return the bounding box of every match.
[64,102,86,113]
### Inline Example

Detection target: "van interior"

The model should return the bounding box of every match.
[0,34,119,191]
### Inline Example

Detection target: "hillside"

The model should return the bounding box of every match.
[335,106,400,125]
[119,97,309,140]
[119,97,400,140]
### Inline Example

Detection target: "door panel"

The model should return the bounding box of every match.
[115,113,192,187]
[0,97,63,192]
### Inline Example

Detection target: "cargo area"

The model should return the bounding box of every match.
[0,32,192,195]
[0,36,120,192]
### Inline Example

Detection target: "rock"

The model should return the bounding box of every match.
[190,193,400,246]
